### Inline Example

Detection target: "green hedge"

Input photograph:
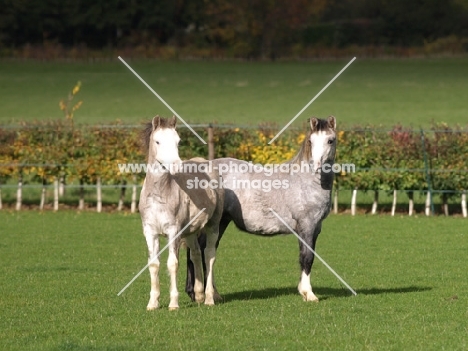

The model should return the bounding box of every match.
[1,120,467,195]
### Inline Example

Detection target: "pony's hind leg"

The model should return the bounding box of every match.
[297,230,320,302]
[167,233,180,310]
[184,235,205,303]
[190,217,230,303]
[203,227,219,306]
[144,224,160,310]
[185,248,196,302]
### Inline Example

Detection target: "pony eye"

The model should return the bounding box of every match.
[327,139,335,145]
[155,141,160,145]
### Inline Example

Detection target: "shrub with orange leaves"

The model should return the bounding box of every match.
[59,81,83,126]
[238,130,301,164]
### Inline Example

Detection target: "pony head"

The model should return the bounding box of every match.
[308,116,337,173]
[147,115,181,174]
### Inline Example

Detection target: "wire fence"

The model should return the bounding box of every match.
[2,122,468,132]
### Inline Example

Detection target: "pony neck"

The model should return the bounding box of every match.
[317,168,334,191]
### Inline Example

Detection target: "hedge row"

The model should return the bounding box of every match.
[1,120,467,196]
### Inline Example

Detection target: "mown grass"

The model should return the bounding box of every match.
[1,58,468,127]
[0,211,466,350]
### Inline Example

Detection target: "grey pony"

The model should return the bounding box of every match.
[140,116,224,310]
[186,116,337,302]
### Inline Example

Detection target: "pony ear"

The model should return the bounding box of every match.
[169,115,177,128]
[327,116,336,131]
[152,115,161,130]
[309,117,319,131]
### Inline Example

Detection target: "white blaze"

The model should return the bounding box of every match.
[152,128,181,174]
[310,131,329,173]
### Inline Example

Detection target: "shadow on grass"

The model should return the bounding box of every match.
[54,340,129,351]
[220,285,432,303]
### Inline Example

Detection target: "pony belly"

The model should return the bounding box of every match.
[241,212,295,235]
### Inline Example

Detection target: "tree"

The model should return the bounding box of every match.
[204,0,327,58]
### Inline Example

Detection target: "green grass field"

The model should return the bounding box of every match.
[1,58,468,127]
[1,211,466,350]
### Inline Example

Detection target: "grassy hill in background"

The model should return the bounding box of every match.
[0,58,467,128]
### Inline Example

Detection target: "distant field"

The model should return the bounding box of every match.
[0,211,466,350]
[1,58,468,127]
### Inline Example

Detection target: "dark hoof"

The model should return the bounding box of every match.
[213,290,223,303]
[187,291,196,302]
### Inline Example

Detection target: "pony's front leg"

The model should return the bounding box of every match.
[144,224,160,310]
[167,233,180,310]
[203,229,219,306]
[184,234,205,303]
[297,231,320,302]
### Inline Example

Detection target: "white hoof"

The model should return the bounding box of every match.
[168,293,179,310]
[204,296,215,306]
[194,292,205,304]
[300,291,319,302]
[298,281,319,302]
[168,300,179,310]
[147,303,159,311]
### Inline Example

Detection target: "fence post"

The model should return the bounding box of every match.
[131,175,137,213]
[462,191,467,218]
[333,187,338,214]
[96,176,102,213]
[53,177,59,211]
[351,188,357,216]
[391,189,397,216]
[420,129,434,215]
[208,123,215,160]
[16,174,22,211]
[371,190,378,215]
[408,191,414,216]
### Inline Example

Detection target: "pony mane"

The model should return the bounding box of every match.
[141,121,153,156]
[286,117,334,165]
[311,118,334,132]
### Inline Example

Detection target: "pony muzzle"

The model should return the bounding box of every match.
[312,161,322,173]
[168,159,182,175]
[156,158,182,175]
